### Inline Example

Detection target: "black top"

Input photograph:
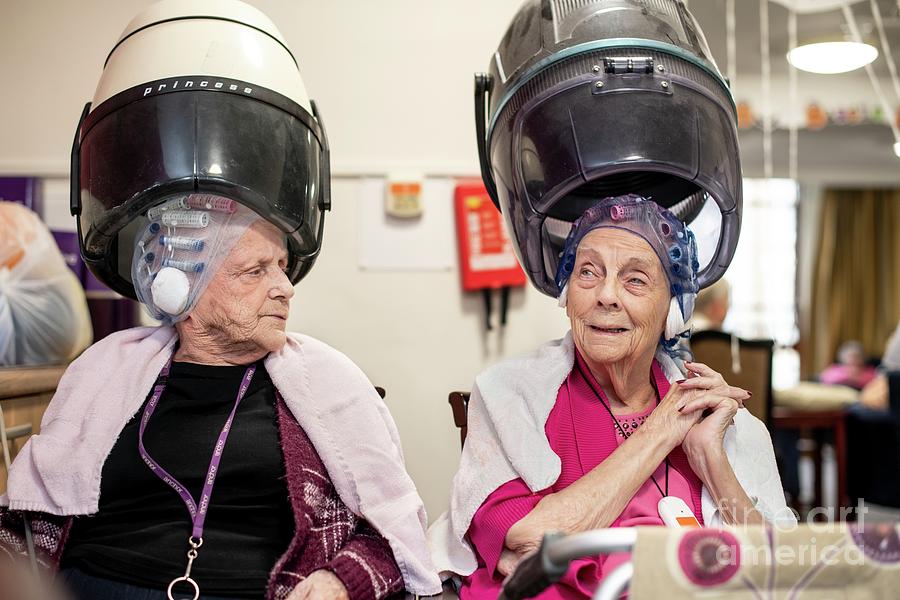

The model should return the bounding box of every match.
[62,361,295,598]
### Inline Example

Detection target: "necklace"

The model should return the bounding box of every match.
[574,360,669,498]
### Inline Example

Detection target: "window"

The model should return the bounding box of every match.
[722,179,800,389]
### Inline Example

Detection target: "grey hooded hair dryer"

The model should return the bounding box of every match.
[475,0,743,297]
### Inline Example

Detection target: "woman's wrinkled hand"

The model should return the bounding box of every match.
[287,570,349,600]
[502,518,546,577]
[497,548,524,578]
[679,362,747,463]
[643,361,749,452]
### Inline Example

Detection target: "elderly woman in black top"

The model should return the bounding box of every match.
[1,199,439,600]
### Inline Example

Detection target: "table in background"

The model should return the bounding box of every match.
[773,406,848,519]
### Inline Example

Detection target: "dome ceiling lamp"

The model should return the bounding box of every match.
[772,0,900,158]
[786,39,878,74]
[771,0,879,74]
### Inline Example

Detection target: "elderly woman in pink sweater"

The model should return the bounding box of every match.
[429,196,794,599]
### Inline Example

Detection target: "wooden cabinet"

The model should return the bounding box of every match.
[0,364,66,493]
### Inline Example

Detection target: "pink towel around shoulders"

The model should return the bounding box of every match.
[1,326,441,595]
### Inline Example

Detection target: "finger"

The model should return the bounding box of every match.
[661,382,690,404]
[677,395,734,415]
[698,384,750,407]
[677,376,725,390]
[683,400,740,430]
[497,549,519,577]
[684,362,723,380]
[727,386,750,407]
[715,397,740,412]
[497,558,510,577]
[678,378,749,400]
[708,398,740,419]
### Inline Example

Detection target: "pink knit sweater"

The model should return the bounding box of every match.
[460,353,704,599]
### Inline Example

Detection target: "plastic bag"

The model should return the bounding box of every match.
[0,202,92,365]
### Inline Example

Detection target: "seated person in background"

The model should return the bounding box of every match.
[429,196,793,599]
[0,201,91,366]
[690,278,731,332]
[685,278,740,372]
[0,198,439,600]
[858,322,900,411]
[846,321,900,506]
[820,340,878,390]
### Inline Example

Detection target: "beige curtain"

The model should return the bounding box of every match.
[803,189,900,375]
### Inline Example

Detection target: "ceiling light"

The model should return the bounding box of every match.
[894,142,900,158]
[770,0,865,14]
[787,41,878,74]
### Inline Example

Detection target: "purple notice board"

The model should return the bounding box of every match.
[50,231,141,339]
[0,177,42,216]
[51,230,86,281]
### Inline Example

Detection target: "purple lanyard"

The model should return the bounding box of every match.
[139,358,256,538]
[138,358,256,600]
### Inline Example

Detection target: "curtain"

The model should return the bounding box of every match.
[804,189,900,375]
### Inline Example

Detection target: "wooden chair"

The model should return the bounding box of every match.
[0,364,67,492]
[689,330,775,433]
[447,392,470,448]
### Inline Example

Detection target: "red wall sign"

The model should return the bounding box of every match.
[454,181,526,292]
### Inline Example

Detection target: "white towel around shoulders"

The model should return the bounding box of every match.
[427,332,796,578]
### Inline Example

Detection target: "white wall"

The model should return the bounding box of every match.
[0,0,528,176]
[290,177,568,517]
[4,0,900,520]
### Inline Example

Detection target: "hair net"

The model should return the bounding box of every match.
[132,194,262,324]
[555,195,700,352]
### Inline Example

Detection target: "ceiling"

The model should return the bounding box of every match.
[688,0,900,79]
[685,0,900,181]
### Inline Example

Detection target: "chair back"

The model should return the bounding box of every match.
[689,330,775,432]
[448,391,470,448]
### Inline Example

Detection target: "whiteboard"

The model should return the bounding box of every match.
[357,178,456,271]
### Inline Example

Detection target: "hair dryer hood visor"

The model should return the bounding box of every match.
[475,0,743,297]
[71,0,331,299]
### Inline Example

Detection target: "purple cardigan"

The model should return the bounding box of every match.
[0,396,403,600]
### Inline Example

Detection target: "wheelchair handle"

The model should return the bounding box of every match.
[498,529,637,600]
[497,532,567,600]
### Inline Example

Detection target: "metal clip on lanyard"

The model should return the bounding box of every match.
[168,537,203,600]
[139,358,256,600]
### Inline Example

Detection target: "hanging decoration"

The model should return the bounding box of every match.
[737,101,758,130]
[788,8,799,181]
[842,2,900,157]
[760,0,774,180]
